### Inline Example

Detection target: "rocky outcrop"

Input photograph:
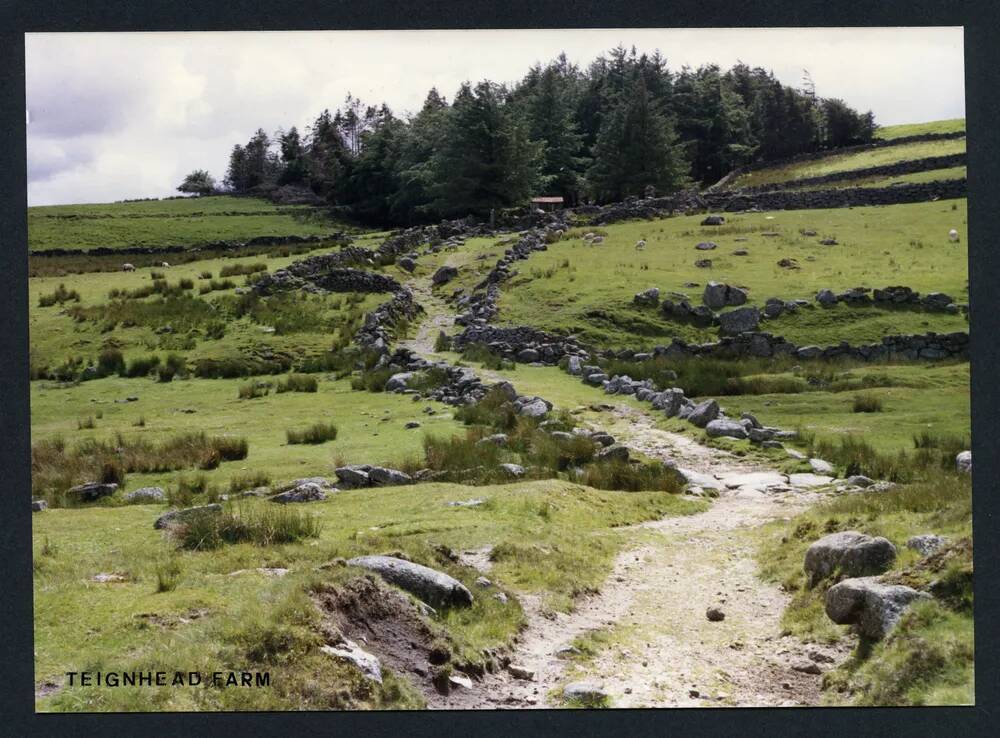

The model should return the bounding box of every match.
[335,465,414,489]
[270,482,328,503]
[354,289,424,354]
[124,486,166,504]
[68,482,118,503]
[346,555,474,608]
[451,324,588,366]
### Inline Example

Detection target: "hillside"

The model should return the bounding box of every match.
[29,123,973,711]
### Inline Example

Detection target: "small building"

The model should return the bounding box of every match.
[530,196,564,212]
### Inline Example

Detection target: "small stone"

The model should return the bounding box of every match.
[508,664,534,681]
[706,607,725,622]
[791,660,822,675]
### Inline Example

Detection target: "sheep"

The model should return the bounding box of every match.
[635,239,646,251]
[122,263,136,272]
[949,229,960,243]
[160,261,170,268]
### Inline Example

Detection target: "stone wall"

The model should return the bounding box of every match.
[32,233,345,258]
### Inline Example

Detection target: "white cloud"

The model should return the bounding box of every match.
[26,28,965,206]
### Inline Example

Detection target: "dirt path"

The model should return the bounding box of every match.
[401,280,849,709]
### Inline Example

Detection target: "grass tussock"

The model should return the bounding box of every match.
[286,421,339,445]
[461,343,515,371]
[238,381,271,399]
[853,393,884,413]
[228,471,273,494]
[32,432,248,505]
[219,261,268,278]
[173,503,322,550]
[275,374,318,393]
[38,283,81,307]
[801,433,967,483]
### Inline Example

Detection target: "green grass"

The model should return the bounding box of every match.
[875,118,965,141]
[497,200,968,350]
[725,362,969,455]
[731,137,966,188]
[786,166,967,192]
[33,480,704,711]
[28,196,343,252]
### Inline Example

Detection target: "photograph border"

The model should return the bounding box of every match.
[1,1,996,735]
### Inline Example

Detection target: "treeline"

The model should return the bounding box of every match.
[216,47,876,225]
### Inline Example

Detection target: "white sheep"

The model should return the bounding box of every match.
[160,261,170,268]
[635,239,646,251]
[949,229,960,243]
[122,263,136,272]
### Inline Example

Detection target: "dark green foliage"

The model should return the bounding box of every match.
[96,347,126,377]
[204,47,873,224]
[275,374,319,393]
[38,283,81,307]
[461,342,514,371]
[286,421,339,445]
[124,355,161,377]
[350,367,394,392]
[579,460,682,493]
[853,393,884,413]
[805,435,963,483]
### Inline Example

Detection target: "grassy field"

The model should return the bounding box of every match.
[33,480,703,711]
[731,137,966,189]
[28,196,346,252]
[28,248,411,378]
[785,166,967,192]
[875,118,966,140]
[31,375,469,494]
[497,200,968,350]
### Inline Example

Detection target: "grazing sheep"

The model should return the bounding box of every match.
[583,232,596,241]
[949,229,960,242]
[122,263,136,272]
[160,261,170,268]
[635,239,646,251]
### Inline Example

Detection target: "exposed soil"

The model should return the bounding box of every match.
[314,575,444,699]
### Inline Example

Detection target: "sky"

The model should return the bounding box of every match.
[25,28,965,207]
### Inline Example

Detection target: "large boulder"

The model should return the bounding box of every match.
[346,555,473,608]
[321,640,382,683]
[154,504,222,530]
[68,482,118,503]
[701,215,725,226]
[956,450,972,474]
[705,418,749,440]
[687,399,720,428]
[703,282,747,309]
[816,289,838,307]
[431,265,458,286]
[718,307,760,335]
[596,444,630,462]
[804,531,897,586]
[518,398,550,418]
[566,356,583,376]
[825,577,931,639]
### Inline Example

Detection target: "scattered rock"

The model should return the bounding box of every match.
[787,473,834,488]
[845,475,875,488]
[431,265,458,286]
[687,399,720,428]
[695,241,718,251]
[563,681,608,703]
[596,444,630,462]
[31,499,48,512]
[718,306,761,334]
[508,664,534,681]
[633,287,660,307]
[701,215,725,226]
[68,482,118,502]
[706,607,726,622]
[125,486,166,504]
[955,450,972,474]
[906,534,947,557]
[321,640,383,683]
[404,421,421,429]
[270,482,327,504]
[154,504,222,530]
[500,463,526,477]
[705,418,749,440]
[91,572,127,583]
[809,458,835,475]
[791,660,822,675]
